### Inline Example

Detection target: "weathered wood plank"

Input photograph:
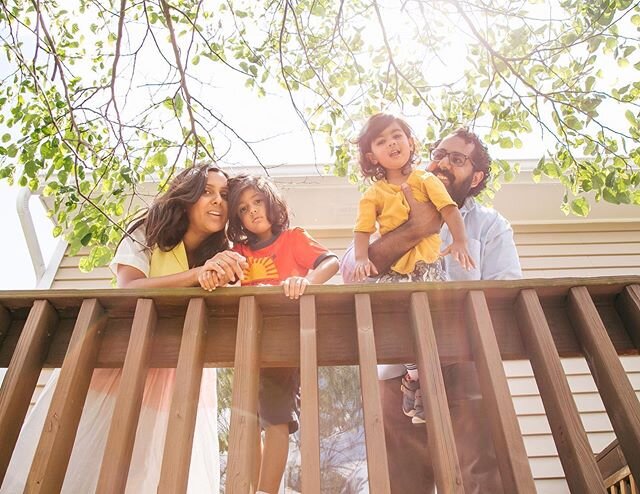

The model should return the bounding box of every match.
[26,298,105,493]
[158,298,207,494]
[517,289,606,493]
[96,299,157,494]
[569,286,640,486]
[617,285,640,349]
[354,294,390,494]
[226,296,261,494]
[466,290,536,493]
[410,292,463,494]
[299,295,320,494]
[0,301,58,484]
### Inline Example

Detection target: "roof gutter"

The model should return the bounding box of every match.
[16,187,46,281]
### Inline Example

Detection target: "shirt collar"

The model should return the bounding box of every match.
[460,196,476,218]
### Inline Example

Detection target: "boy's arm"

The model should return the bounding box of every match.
[354,231,370,261]
[306,256,340,284]
[282,255,339,299]
[440,204,467,244]
[440,204,476,270]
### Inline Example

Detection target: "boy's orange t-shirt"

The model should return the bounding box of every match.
[232,227,334,286]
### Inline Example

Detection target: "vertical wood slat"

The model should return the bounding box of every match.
[0,301,58,484]
[616,285,640,349]
[632,475,638,494]
[354,294,390,494]
[26,298,105,494]
[0,304,10,348]
[158,298,207,494]
[299,295,321,494]
[226,296,262,494]
[410,292,463,494]
[517,289,607,493]
[96,299,157,494]
[466,291,536,493]
[569,286,640,486]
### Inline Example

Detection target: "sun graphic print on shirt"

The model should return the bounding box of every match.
[243,255,280,284]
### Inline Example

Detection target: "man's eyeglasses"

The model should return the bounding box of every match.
[430,148,474,168]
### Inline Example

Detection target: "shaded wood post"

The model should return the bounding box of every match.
[466,290,536,493]
[0,301,58,484]
[0,304,10,348]
[96,298,157,494]
[569,286,640,485]
[616,285,640,349]
[158,298,207,494]
[299,295,320,494]
[354,294,391,494]
[410,292,463,494]
[516,289,606,493]
[226,296,262,494]
[26,298,105,493]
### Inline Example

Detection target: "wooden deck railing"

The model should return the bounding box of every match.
[597,440,638,494]
[1,276,640,493]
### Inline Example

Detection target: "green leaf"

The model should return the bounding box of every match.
[80,232,92,246]
[1,133,10,143]
[625,110,637,126]
[174,93,184,117]
[570,197,590,216]
[148,152,168,168]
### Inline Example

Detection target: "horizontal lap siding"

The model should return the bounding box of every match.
[506,356,640,492]
[514,222,640,278]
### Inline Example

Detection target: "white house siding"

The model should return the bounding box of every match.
[38,175,640,491]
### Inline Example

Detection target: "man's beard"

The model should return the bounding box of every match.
[432,167,475,206]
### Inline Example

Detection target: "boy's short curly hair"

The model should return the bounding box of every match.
[355,113,418,182]
[227,174,289,244]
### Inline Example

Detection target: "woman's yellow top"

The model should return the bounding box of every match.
[149,241,190,277]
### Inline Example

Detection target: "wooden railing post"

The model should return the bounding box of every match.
[158,298,208,494]
[410,291,463,494]
[466,290,536,493]
[226,296,262,494]
[0,301,58,484]
[616,285,640,349]
[354,294,391,494]
[96,298,157,494]
[26,298,105,493]
[299,295,320,494]
[569,286,640,486]
[517,289,606,493]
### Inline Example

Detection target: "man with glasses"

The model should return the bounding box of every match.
[341,127,522,493]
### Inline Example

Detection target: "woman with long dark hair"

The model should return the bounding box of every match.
[3,164,246,493]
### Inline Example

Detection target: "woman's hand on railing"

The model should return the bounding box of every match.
[199,251,248,291]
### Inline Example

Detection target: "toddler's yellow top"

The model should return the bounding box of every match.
[354,169,456,274]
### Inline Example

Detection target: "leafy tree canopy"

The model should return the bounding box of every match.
[1,0,639,269]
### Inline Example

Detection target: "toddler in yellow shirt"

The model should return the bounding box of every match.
[352,112,475,423]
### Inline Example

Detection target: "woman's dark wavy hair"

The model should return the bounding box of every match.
[124,163,230,268]
[227,174,289,245]
[355,112,418,182]
[430,127,492,197]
